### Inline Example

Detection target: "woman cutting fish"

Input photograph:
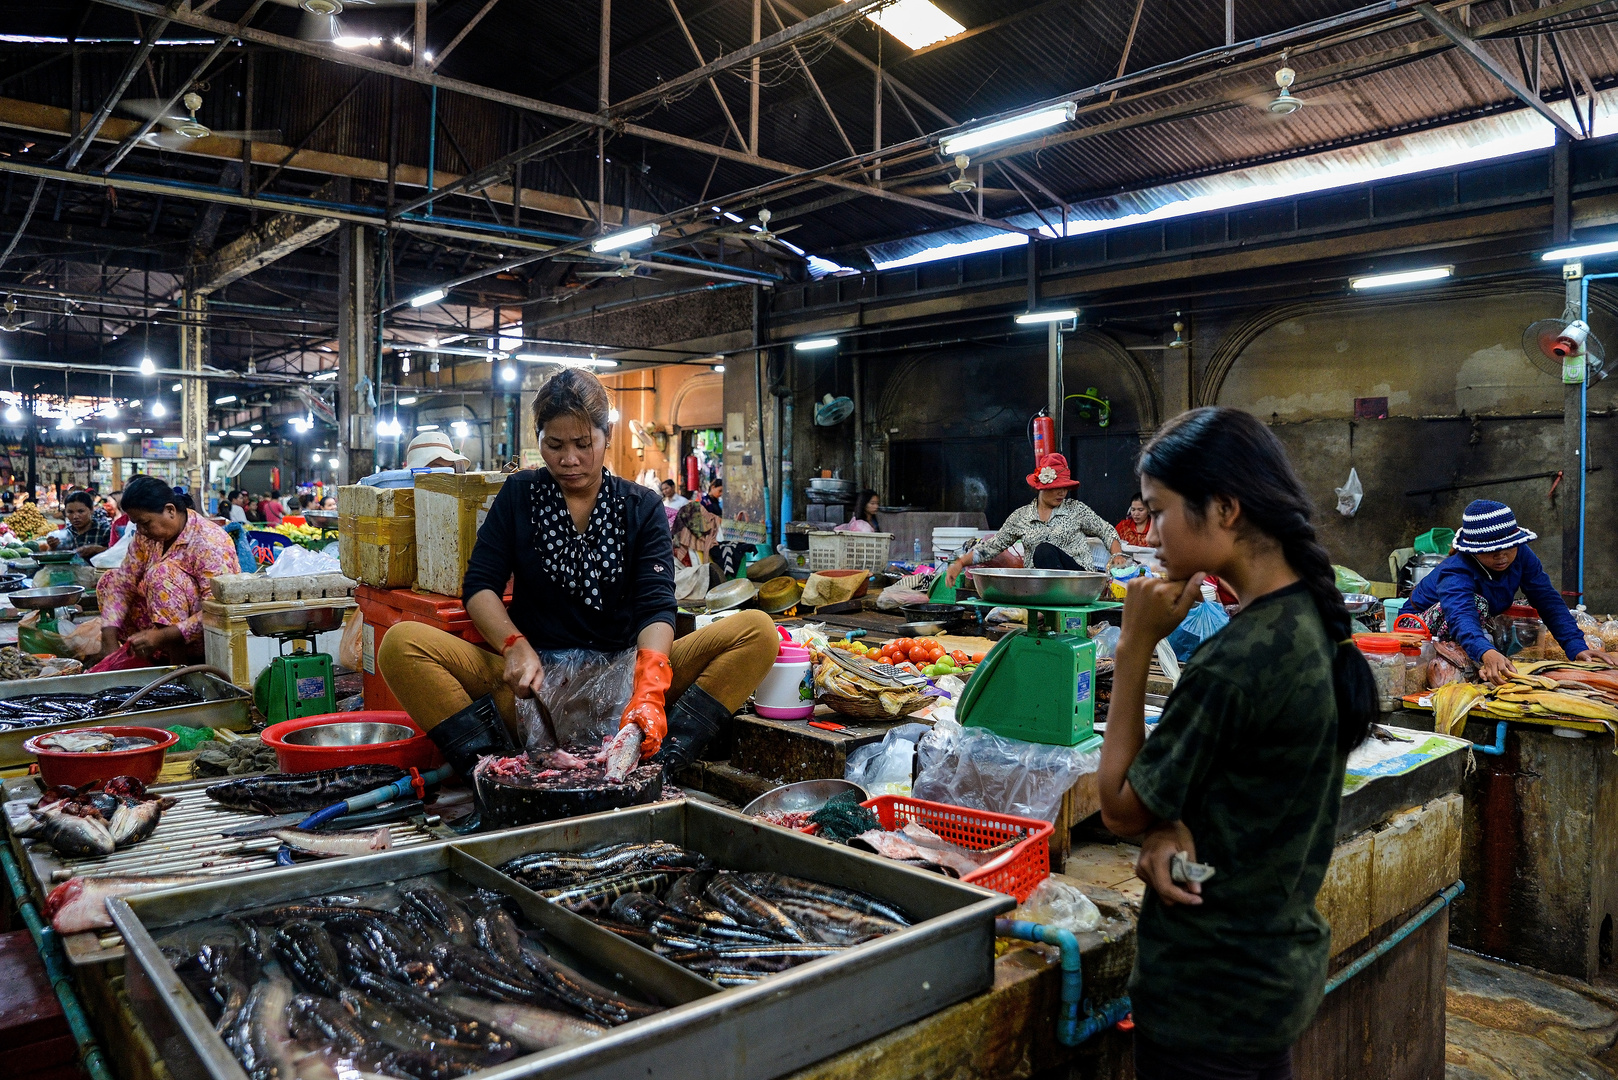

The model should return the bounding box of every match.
[378,368,780,779]
[93,476,240,670]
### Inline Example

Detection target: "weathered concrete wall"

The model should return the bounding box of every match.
[534,285,752,351]
[1207,283,1618,608]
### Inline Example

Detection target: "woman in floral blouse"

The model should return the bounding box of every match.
[93,476,240,670]
[945,454,1127,583]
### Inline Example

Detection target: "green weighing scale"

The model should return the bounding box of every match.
[953,593,1120,752]
[248,607,343,723]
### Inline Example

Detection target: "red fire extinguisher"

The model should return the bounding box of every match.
[685,454,700,494]
[1032,409,1055,466]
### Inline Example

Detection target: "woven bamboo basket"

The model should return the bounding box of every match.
[820,688,928,720]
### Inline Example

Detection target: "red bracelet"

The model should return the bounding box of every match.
[501,632,525,654]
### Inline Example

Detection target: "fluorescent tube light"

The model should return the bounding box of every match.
[849,0,964,50]
[1348,266,1453,290]
[1543,239,1618,262]
[417,424,439,431]
[589,223,660,253]
[713,364,725,373]
[228,430,251,437]
[941,102,1076,157]
[1015,309,1078,325]
[794,338,839,351]
[214,395,237,404]
[398,396,418,405]
[514,354,619,367]
[312,371,338,381]
[409,288,447,307]
[249,424,261,431]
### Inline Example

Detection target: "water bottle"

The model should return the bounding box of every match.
[913,538,922,560]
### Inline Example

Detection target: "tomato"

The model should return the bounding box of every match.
[908,645,931,663]
[927,646,944,662]
[970,652,987,663]
[951,650,968,665]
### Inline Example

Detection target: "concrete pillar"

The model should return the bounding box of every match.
[337,223,374,484]
[179,290,208,499]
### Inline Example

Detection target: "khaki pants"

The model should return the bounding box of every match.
[377,609,780,738]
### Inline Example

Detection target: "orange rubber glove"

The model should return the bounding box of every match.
[619,649,672,759]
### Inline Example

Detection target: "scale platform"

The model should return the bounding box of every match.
[956,598,1119,751]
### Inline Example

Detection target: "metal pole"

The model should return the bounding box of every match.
[749,0,761,156]
[1048,321,1064,453]
[599,0,611,232]
[873,65,883,183]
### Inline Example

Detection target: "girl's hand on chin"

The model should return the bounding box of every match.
[1121,572,1205,646]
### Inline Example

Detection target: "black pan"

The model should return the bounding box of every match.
[898,602,969,630]
[475,765,664,829]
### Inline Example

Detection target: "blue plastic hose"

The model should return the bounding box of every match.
[1324,881,1465,994]
[1473,721,1508,756]
[996,917,1130,1047]
[275,764,455,865]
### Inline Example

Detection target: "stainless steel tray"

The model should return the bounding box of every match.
[0,666,251,767]
[113,799,1012,1080]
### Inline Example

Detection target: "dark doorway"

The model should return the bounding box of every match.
[888,432,1140,528]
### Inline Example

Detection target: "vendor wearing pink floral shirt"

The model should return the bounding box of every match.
[94,476,240,669]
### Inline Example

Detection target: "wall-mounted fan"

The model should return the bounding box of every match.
[814,394,855,426]
[209,443,253,484]
[1522,312,1607,383]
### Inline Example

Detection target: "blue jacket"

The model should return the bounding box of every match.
[1407,546,1584,663]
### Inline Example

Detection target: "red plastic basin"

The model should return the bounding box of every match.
[23,726,178,788]
[261,711,442,774]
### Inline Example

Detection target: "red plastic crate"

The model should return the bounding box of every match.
[861,795,1053,903]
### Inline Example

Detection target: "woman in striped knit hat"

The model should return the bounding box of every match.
[1407,499,1618,684]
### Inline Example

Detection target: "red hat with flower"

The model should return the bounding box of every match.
[1026,453,1082,491]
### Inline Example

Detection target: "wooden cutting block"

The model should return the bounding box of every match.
[0,930,68,1051]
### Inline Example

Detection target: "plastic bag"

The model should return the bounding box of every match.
[1335,467,1363,517]
[338,609,364,671]
[91,528,134,569]
[674,561,708,603]
[1333,565,1371,595]
[267,543,341,577]
[1601,619,1618,652]
[912,718,1099,824]
[1575,605,1599,632]
[875,586,929,612]
[1015,877,1102,933]
[516,647,638,752]
[844,722,930,797]
[1166,601,1229,662]
[19,612,103,659]
[1090,623,1122,660]
[224,522,257,573]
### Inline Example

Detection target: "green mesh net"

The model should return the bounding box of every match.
[809,790,879,843]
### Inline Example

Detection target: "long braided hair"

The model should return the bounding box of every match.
[1137,407,1374,751]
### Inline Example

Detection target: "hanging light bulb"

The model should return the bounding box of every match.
[104,401,119,418]
[4,403,20,423]
[139,356,155,375]
[151,399,166,417]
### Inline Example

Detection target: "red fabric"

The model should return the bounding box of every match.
[1201,575,1240,607]
[1116,518,1149,546]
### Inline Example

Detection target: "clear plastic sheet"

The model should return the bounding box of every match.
[517,647,637,752]
[1015,877,1102,933]
[912,718,1100,824]
[843,722,931,797]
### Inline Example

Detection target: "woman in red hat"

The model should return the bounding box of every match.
[944,453,1128,584]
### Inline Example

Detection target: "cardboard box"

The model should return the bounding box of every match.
[338,485,416,589]
[413,472,507,597]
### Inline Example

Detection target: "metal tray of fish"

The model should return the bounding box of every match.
[113,799,1011,1080]
[6,775,450,966]
[0,665,251,768]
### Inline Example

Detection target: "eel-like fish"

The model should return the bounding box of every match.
[205,765,408,815]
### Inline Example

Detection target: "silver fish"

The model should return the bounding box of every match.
[604,725,642,784]
[108,798,167,847]
[35,731,118,753]
[32,804,116,857]
[440,994,605,1051]
[271,826,392,858]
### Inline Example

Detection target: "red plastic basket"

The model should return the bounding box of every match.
[861,795,1053,903]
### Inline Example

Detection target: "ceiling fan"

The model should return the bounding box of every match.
[714,208,801,247]
[891,153,1017,199]
[1241,54,1362,117]
[262,0,423,41]
[575,252,654,280]
[121,93,281,150]
[0,297,33,334]
[1125,318,1190,352]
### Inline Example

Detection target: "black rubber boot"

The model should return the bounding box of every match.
[427,695,516,779]
[650,683,733,773]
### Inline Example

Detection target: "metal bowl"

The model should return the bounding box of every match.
[970,568,1109,606]
[32,551,78,565]
[8,585,86,610]
[742,778,868,819]
[304,510,339,530]
[1341,593,1378,615]
[281,721,417,747]
[246,607,346,636]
